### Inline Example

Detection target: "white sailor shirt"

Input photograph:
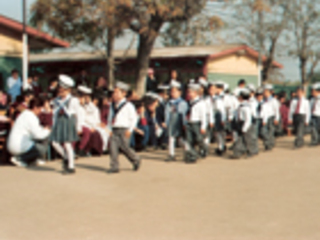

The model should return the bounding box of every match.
[187,97,207,130]
[237,101,252,133]
[310,97,320,117]
[289,97,310,124]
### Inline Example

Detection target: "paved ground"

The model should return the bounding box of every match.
[0,137,319,240]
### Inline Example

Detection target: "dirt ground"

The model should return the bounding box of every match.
[0,137,319,240]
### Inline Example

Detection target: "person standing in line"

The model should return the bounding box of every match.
[263,84,280,149]
[231,88,257,159]
[184,83,207,163]
[214,81,227,156]
[8,98,51,167]
[164,80,188,162]
[310,84,320,146]
[51,75,80,175]
[255,88,272,152]
[288,87,310,148]
[107,81,141,173]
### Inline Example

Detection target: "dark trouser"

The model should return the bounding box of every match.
[311,116,320,145]
[110,128,140,170]
[293,114,306,147]
[268,117,276,148]
[257,119,272,150]
[19,141,48,164]
[131,125,149,149]
[185,122,206,162]
[233,123,256,157]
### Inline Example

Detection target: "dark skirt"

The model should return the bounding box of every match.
[50,115,79,143]
[168,112,183,137]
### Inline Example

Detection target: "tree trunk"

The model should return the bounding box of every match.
[262,39,277,82]
[300,56,307,85]
[106,28,115,89]
[135,22,163,96]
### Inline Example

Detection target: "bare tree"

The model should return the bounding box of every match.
[229,0,289,82]
[288,0,320,85]
[30,0,130,88]
[119,0,208,95]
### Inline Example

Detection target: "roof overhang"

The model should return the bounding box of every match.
[0,14,70,50]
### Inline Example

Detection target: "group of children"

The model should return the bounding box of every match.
[6,73,320,175]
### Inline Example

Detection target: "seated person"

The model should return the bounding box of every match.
[39,97,53,127]
[0,91,8,110]
[130,101,149,151]
[7,98,51,167]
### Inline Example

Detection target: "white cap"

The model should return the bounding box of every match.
[77,85,92,95]
[188,83,201,91]
[263,84,273,90]
[223,83,229,91]
[247,84,256,92]
[239,88,250,97]
[189,79,196,84]
[312,83,320,90]
[115,81,130,91]
[158,84,170,91]
[199,78,208,88]
[170,80,181,89]
[256,87,264,95]
[215,80,225,88]
[59,75,75,89]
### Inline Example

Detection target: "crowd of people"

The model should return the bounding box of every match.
[2,67,320,175]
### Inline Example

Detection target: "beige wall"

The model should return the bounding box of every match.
[207,54,258,76]
[0,33,22,58]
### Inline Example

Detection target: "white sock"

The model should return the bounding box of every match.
[64,143,74,169]
[169,137,175,156]
[204,137,209,145]
[52,142,66,159]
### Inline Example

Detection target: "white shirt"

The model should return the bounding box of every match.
[84,102,101,129]
[266,97,280,121]
[310,97,320,117]
[188,97,207,130]
[256,100,271,124]
[204,96,214,125]
[52,94,80,125]
[111,99,138,133]
[7,110,50,155]
[289,97,310,124]
[248,96,258,119]
[214,93,226,122]
[237,101,252,133]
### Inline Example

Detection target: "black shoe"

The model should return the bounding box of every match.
[133,159,141,171]
[62,168,76,175]
[166,155,176,162]
[107,168,120,174]
[215,148,223,156]
[78,150,88,157]
[200,148,208,158]
[62,159,68,170]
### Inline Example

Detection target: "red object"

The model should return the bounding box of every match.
[140,118,147,126]
[39,112,53,127]
[295,99,301,114]
[280,103,289,131]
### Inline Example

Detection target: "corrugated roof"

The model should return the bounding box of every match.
[29,44,283,69]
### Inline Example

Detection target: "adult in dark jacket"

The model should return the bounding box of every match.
[146,68,157,93]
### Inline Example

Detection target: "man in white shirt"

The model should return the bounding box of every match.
[288,87,310,148]
[8,98,51,167]
[184,83,207,163]
[108,81,141,173]
[310,84,320,146]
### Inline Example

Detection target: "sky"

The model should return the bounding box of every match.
[0,0,300,81]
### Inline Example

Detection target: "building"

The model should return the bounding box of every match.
[0,14,69,88]
[30,44,283,90]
